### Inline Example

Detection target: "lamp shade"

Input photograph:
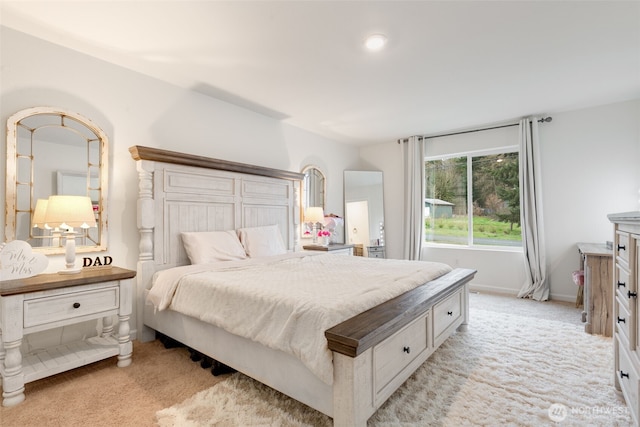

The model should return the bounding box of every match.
[44,195,97,230]
[305,207,325,223]
[32,198,49,229]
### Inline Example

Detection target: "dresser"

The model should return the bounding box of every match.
[0,266,136,407]
[577,243,613,336]
[608,212,640,426]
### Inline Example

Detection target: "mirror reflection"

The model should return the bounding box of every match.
[302,165,326,212]
[344,170,385,256]
[5,107,109,254]
[301,165,326,239]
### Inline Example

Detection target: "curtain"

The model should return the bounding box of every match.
[517,118,549,300]
[402,136,425,260]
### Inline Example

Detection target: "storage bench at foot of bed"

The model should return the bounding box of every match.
[326,268,475,427]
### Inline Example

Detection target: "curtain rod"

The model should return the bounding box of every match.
[397,116,552,144]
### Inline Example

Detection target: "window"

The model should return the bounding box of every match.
[424,148,521,247]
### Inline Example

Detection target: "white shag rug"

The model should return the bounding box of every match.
[157,294,633,426]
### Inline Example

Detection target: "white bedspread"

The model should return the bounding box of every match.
[147,252,451,385]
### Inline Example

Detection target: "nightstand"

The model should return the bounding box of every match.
[303,243,355,256]
[577,242,613,336]
[0,266,136,407]
[367,245,386,258]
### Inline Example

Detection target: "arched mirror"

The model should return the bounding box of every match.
[301,165,326,239]
[302,165,326,212]
[5,107,109,254]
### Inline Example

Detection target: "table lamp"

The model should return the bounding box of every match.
[44,195,97,274]
[31,199,50,230]
[305,207,325,244]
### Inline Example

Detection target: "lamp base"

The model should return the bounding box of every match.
[60,230,81,274]
[59,266,82,275]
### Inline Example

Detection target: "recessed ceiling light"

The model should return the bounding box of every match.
[364,34,387,52]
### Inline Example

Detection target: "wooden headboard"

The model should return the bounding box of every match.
[130,146,304,333]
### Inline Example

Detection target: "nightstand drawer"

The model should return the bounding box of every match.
[367,246,385,258]
[24,285,119,328]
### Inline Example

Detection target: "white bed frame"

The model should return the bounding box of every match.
[130,146,476,426]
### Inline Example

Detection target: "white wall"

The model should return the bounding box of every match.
[360,99,640,301]
[0,27,360,341]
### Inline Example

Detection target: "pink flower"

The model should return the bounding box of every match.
[317,230,331,237]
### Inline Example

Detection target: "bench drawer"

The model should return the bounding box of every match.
[374,314,428,395]
[433,289,463,346]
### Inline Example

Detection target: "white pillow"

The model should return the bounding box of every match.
[181,230,247,264]
[236,224,287,258]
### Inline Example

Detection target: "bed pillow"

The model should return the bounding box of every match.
[181,230,248,264]
[236,224,287,258]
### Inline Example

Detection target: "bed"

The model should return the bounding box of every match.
[130,145,476,426]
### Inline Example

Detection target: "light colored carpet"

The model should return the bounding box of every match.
[157,292,633,426]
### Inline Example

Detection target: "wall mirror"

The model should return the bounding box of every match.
[5,107,109,254]
[301,165,326,239]
[344,171,385,254]
[302,165,326,212]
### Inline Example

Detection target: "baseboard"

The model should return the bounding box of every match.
[469,284,518,297]
[470,284,577,303]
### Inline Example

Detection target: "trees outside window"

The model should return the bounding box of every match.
[425,149,521,247]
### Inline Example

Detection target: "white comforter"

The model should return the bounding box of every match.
[147,252,451,385]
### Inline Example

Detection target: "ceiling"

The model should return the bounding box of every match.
[2,1,639,146]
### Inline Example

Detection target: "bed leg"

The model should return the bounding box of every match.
[140,325,156,342]
[457,283,470,332]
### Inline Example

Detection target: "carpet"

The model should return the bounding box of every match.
[156,298,632,426]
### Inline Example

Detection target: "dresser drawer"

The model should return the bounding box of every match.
[617,231,630,265]
[616,298,633,347]
[617,336,640,425]
[433,289,463,345]
[374,314,428,395]
[24,286,119,329]
[616,264,631,295]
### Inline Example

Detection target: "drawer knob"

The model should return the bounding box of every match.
[73,302,81,309]
[628,291,638,299]
[617,244,626,252]
[617,317,626,324]
[617,281,626,289]
[620,371,629,379]
[403,346,410,354]
[447,311,453,316]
